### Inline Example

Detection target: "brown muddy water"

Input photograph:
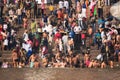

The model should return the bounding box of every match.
[0,68,120,80]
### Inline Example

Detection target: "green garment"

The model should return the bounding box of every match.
[31,2,35,9]
[94,7,97,16]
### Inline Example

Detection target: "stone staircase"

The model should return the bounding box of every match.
[0,51,12,66]
[0,52,12,66]
[0,25,25,66]
[0,1,120,68]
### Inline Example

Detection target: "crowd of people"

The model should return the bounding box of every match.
[0,0,120,69]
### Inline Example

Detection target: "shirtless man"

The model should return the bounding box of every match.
[29,54,36,68]
[60,59,67,68]
[89,59,100,68]
[42,56,48,67]
[68,37,74,51]
[55,51,61,63]
[11,49,18,67]
[101,61,106,68]
[34,60,40,68]
[72,54,80,68]
[87,25,93,46]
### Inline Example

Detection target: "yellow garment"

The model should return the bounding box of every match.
[49,5,54,11]
[31,22,36,33]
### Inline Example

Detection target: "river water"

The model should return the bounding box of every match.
[0,68,120,80]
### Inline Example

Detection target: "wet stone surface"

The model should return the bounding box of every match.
[0,68,120,80]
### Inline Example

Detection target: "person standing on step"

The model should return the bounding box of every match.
[11,49,19,67]
[73,22,82,51]
[97,0,104,18]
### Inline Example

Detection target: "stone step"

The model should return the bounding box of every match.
[0,51,12,54]
[0,51,12,63]
[0,57,12,62]
[1,54,12,58]
[90,50,100,52]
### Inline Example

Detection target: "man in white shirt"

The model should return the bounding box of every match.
[74,24,82,34]
[73,23,82,50]
[59,0,64,9]
[46,23,53,42]
[62,33,68,54]
[22,42,32,52]
[77,12,83,27]
[23,30,29,42]
[64,0,69,9]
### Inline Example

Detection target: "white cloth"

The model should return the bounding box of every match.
[62,35,68,45]
[46,24,53,33]
[46,24,53,42]
[3,39,8,46]
[64,0,69,9]
[23,33,29,42]
[74,26,82,34]
[42,25,47,32]
[112,29,118,35]
[107,32,111,40]
[96,54,103,61]
[22,43,32,52]
[59,40,63,51]
[81,8,86,18]
[101,31,105,39]
[2,63,8,68]
[78,13,83,21]
[59,1,64,9]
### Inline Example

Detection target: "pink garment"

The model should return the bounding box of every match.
[4,0,7,4]
[85,60,90,67]
[91,5,95,13]
[41,2,45,9]
[26,40,33,45]
[89,1,96,10]
[54,32,61,41]
[81,33,86,39]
